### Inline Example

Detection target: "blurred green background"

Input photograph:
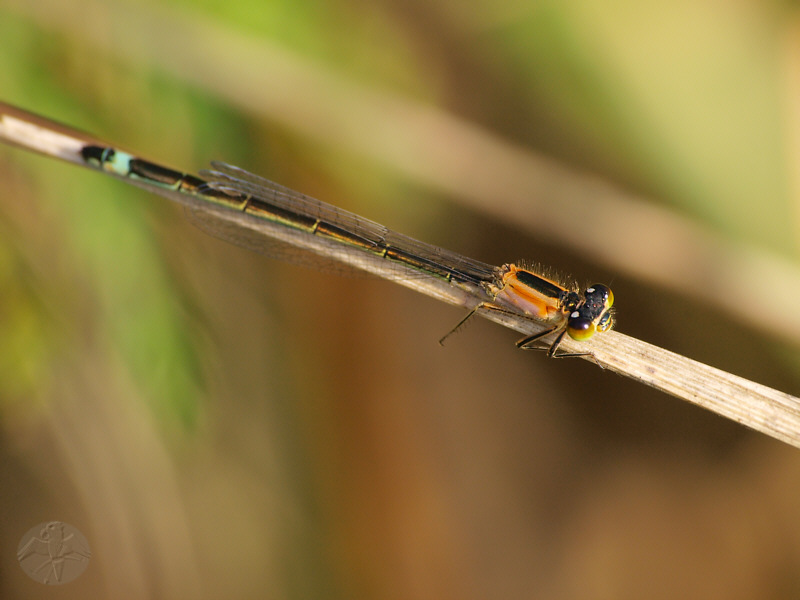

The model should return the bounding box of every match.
[2,0,800,598]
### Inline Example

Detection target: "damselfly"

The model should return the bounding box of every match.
[0,102,614,357]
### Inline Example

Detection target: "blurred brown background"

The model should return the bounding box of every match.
[1,0,800,598]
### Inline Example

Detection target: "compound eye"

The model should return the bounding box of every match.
[566,314,596,341]
[586,284,613,309]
